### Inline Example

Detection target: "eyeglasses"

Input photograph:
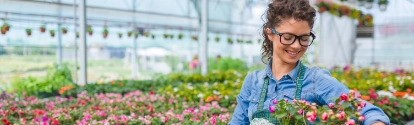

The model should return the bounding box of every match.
[270,28,316,47]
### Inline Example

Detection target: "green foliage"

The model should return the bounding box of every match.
[7,63,74,97]
[208,57,248,72]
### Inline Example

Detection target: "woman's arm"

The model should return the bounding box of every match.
[313,68,390,125]
[228,73,253,125]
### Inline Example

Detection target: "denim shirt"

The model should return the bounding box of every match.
[229,60,390,125]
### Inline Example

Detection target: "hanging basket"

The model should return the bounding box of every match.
[26,29,32,36]
[61,27,68,34]
[118,33,123,38]
[127,31,132,37]
[178,34,183,39]
[134,32,139,39]
[50,30,55,37]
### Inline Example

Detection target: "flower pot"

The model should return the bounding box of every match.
[2,26,8,32]
[88,32,93,36]
[103,33,108,38]
[62,30,67,34]
[379,4,387,11]
[364,2,373,9]
[27,32,31,36]
[40,28,46,33]
[118,34,122,38]
[1,30,6,35]
[318,7,326,13]
[128,33,132,37]
[50,33,55,37]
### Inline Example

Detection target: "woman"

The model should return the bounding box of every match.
[229,0,389,125]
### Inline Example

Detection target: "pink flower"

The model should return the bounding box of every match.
[298,109,303,115]
[360,101,367,107]
[285,99,288,103]
[336,111,345,120]
[394,102,399,107]
[340,94,349,101]
[210,114,217,125]
[359,116,365,121]
[321,113,328,122]
[345,119,355,125]
[292,99,297,104]
[272,100,278,104]
[328,103,335,109]
[269,106,275,113]
[306,111,317,123]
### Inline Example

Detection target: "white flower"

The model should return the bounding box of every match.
[173,88,178,92]
[250,118,273,125]
[197,93,204,98]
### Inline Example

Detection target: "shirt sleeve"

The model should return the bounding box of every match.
[228,72,253,125]
[314,68,390,125]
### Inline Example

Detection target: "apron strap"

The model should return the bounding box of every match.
[294,62,306,100]
[257,61,307,110]
[257,77,269,110]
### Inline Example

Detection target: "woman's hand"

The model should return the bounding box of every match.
[371,122,386,125]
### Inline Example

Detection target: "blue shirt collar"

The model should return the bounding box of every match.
[264,59,301,80]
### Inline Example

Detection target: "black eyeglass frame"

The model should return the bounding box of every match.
[270,28,316,47]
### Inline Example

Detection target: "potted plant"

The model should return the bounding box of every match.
[237,39,243,43]
[191,35,198,41]
[178,34,183,39]
[127,31,132,37]
[76,32,79,38]
[315,1,329,13]
[378,0,388,11]
[246,40,252,44]
[227,38,233,44]
[50,30,55,37]
[144,32,149,37]
[215,36,220,42]
[2,21,10,31]
[169,34,174,39]
[26,28,32,36]
[87,26,93,36]
[118,32,123,38]
[134,32,139,39]
[163,33,169,39]
[365,0,374,9]
[151,34,155,39]
[0,26,6,35]
[61,27,68,34]
[40,25,46,33]
[102,28,108,38]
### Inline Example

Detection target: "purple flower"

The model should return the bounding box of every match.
[285,99,288,103]
[272,100,278,104]
[42,116,49,122]
[269,106,275,113]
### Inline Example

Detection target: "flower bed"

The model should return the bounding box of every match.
[0,90,232,125]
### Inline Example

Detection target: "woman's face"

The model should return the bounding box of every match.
[267,18,311,65]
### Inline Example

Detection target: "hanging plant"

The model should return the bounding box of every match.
[151,34,155,39]
[365,0,374,9]
[237,39,243,43]
[315,1,330,13]
[50,30,55,37]
[227,38,233,44]
[40,25,46,33]
[26,28,32,36]
[127,31,133,37]
[2,21,10,32]
[246,40,252,44]
[144,32,149,37]
[178,34,183,39]
[61,27,68,34]
[1,26,6,35]
[134,32,139,39]
[257,38,262,43]
[102,28,108,39]
[76,32,79,38]
[163,33,169,39]
[191,35,198,41]
[118,32,123,38]
[378,0,388,11]
[169,34,174,39]
[87,26,93,36]
[215,36,220,42]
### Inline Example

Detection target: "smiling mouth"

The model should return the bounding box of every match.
[286,50,299,55]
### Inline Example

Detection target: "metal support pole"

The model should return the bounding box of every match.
[79,0,87,84]
[57,0,63,68]
[73,0,78,83]
[200,0,208,75]
[131,0,138,79]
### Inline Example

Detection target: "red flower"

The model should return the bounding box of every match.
[150,91,155,95]
[2,118,10,125]
[10,106,16,112]
[393,102,399,107]
[369,93,378,100]
[368,89,376,94]
[340,94,349,101]
[51,119,59,125]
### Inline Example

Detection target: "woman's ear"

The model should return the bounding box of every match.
[266,28,274,42]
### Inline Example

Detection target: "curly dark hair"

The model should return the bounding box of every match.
[261,0,316,63]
